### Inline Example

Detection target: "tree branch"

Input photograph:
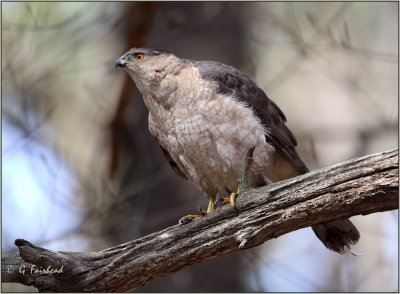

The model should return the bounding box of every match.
[2,148,398,292]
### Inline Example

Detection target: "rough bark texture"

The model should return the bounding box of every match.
[2,148,398,292]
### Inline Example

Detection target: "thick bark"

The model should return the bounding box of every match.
[2,148,398,292]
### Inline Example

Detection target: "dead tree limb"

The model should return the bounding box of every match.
[2,148,398,292]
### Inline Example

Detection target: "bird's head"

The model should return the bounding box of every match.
[116,48,178,90]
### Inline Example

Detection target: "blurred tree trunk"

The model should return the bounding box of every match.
[109,2,158,179]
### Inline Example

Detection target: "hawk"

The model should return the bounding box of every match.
[116,48,360,254]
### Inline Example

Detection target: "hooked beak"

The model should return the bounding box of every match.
[115,58,127,69]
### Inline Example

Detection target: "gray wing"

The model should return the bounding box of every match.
[194,60,309,175]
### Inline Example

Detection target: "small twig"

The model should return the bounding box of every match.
[239,146,256,191]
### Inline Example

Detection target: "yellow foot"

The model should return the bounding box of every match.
[178,214,202,225]
[178,196,216,225]
[206,196,215,213]
[221,188,240,209]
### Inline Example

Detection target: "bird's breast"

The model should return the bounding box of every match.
[151,89,275,197]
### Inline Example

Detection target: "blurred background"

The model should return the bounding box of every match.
[2,2,398,292]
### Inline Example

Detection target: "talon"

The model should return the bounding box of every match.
[179,214,201,225]
[179,196,216,224]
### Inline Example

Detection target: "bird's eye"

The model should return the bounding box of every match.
[135,53,144,61]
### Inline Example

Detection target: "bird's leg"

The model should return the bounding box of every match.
[219,147,256,209]
[179,195,216,225]
[207,195,216,213]
[220,147,257,210]
[229,189,239,209]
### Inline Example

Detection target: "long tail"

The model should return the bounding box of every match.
[312,219,360,254]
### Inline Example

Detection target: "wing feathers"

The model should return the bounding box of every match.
[195,60,309,175]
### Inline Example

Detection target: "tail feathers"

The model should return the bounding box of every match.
[312,219,360,254]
